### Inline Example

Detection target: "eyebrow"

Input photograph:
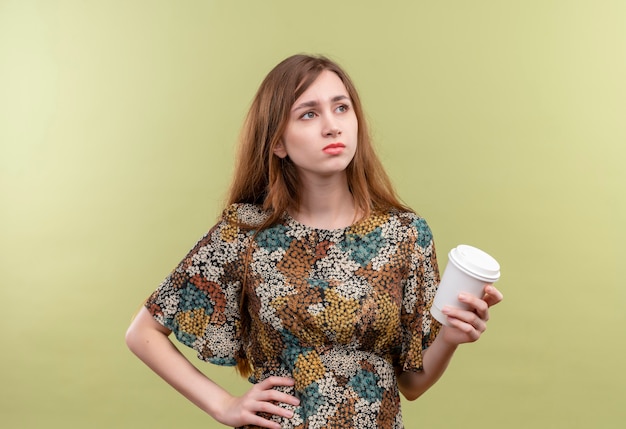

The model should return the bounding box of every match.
[292,95,350,112]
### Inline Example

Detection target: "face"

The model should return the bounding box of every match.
[274,70,358,181]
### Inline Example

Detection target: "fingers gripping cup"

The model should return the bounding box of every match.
[430,245,501,326]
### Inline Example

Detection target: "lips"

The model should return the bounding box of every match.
[323,143,345,155]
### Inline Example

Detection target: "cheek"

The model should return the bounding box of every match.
[351,116,359,134]
[284,127,315,149]
[282,124,304,143]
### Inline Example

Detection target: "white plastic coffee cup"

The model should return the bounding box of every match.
[430,245,501,326]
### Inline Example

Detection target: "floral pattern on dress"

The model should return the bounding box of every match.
[145,203,441,428]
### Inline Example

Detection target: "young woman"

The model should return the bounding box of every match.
[126,54,503,429]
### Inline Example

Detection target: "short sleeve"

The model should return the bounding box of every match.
[144,205,247,366]
[399,216,442,372]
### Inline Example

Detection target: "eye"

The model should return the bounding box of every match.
[336,104,350,113]
[301,111,316,120]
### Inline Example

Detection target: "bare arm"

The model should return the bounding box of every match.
[398,284,504,400]
[125,307,299,429]
[397,330,458,401]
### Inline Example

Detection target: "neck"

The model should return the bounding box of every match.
[291,173,357,230]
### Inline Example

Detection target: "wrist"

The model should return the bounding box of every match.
[436,327,461,350]
[186,378,234,422]
[206,390,235,422]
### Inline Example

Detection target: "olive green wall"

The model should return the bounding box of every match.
[1,1,624,427]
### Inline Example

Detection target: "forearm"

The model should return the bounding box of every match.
[397,328,458,401]
[125,308,231,420]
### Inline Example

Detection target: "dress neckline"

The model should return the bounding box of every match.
[282,211,365,234]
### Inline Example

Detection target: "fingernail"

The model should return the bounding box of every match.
[458,293,467,301]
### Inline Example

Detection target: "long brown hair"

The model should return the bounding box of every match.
[227,54,409,224]
[226,54,411,376]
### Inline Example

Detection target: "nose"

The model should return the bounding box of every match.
[323,117,342,138]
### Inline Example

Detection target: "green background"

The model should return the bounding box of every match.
[1,1,624,427]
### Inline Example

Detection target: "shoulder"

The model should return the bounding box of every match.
[386,208,434,247]
[221,203,272,228]
[385,207,425,226]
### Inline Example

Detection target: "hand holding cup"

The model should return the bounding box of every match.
[431,245,501,327]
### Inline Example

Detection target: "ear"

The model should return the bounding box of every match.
[273,140,288,159]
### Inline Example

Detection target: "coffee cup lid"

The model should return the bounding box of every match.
[448,245,501,282]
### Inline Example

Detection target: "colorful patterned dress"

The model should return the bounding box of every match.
[145,203,441,428]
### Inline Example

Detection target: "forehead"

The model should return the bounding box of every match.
[295,70,349,102]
